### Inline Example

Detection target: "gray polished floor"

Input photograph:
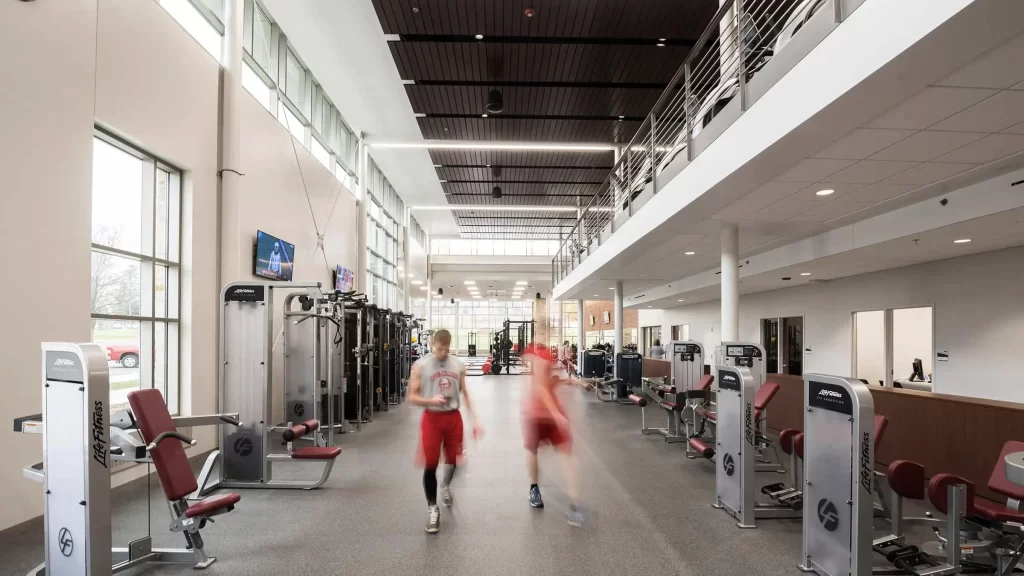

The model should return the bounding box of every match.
[4,371,917,576]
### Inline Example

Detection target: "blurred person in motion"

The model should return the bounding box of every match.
[522,344,592,527]
[408,329,483,533]
[649,339,665,360]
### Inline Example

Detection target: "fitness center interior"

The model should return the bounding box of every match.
[4,1,1024,575]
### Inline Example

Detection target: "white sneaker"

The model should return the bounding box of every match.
[426,505,440,533]
[440,484,454,507]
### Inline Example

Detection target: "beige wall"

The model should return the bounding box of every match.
[1,0,98,531]
[0,0,361,532]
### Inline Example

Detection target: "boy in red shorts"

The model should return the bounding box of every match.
[408,329,483,533]
[522,344,592,527]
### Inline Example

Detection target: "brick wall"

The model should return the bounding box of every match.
[583,300,637,332]
[533,298,551,346]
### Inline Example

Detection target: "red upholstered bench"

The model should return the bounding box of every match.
[293,446,343,460]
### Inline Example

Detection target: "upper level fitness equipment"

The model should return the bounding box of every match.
[17,343,244,575]
[193,282,343,497]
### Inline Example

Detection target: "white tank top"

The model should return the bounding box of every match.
[416,354,463,412]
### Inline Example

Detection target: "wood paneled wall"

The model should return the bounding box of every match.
[765,374,1024,502]
[643,358,670,378]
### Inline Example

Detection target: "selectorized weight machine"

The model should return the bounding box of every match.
[17,343,244,575]
[630,341,709,442]
[192,282,342,497]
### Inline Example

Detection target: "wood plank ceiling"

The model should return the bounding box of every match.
[371,0,719,238]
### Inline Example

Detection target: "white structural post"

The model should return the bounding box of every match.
[577,299,585,369]
[402,208,410,312]
[614,281,624,376]
[356,134,369,293]
[721,223,740,342]
[218,0,244,281]
[426,273,433,330]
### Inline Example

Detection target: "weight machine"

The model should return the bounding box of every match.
[192,282,343,497]
[17,343,243,574]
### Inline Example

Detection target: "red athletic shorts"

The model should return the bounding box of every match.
[524,417,571,453]
[418,410,464,469]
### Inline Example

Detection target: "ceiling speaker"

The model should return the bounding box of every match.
[492,186,502,199]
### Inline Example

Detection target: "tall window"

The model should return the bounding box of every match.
[91,134,181,415]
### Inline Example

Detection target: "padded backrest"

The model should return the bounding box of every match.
[779,429,798,456]
[795,433,805,459]
[874,414,889,452]
[887,460,925,500]
[988,440,1024,500]
[128,389,197,501]
[928,473,976,516]
[695,375,714,391]
[754,381,780,411]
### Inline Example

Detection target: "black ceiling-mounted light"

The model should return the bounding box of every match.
[450,298,455,304]
[486,89,504,114]
[437,287,444,295]
[491,186,502,199]
[491,165,502,179]
[535,292,541,299]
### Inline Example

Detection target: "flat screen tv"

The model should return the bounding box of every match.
[335,265,354,292]
[254,230,295,281]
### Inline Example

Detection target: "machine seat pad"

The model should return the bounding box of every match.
[973,498,1024,523]
[628,394,647,407]
[185,492,241,518]
[887,460,925,500]
[988,441,1024,501]
[795,433,805,459]
[927,473,977,517]
[292,446,342,460]
[688,438,714,459]
[696,407,717,422]
[779,429,799,456]
[695,375,714,391]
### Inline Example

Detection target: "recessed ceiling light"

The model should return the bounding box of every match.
[659,38,667,42]
[411,280,423,285]
[475,34,484,40]
[953,238,972,244]
[464,280,475,285]
[677,299,685,302]
[618,115,625,120]
[515,280,528,285]
[593,294,599,297]
[485,164,491,167]
[685,251,695,255]
[608,287,615,290]
[482,113,488,118]
[816,189,835,196]
[800,272,811,276]
[656,43,666,47]
[419,286,428,290]
[647,305,652,308]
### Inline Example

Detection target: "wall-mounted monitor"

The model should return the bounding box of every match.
[335,265,354,292]
[254,230,295,281]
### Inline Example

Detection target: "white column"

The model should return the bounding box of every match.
[556,300,563,348]
[218,0,244,282]
[426,273,433,330]
[356,134,369,293]
[577,299,585,369]
[613,280,623,350]
[576,206,584,247]
[402,207,410,312]
[721,223,739,342]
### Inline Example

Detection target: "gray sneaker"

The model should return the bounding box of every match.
[426,505,440,533]
[567,507,586,528]
[440,485,453,507]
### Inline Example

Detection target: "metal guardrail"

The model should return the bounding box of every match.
[552,0,843,288]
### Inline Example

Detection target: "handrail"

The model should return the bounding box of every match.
[553,0,846,289]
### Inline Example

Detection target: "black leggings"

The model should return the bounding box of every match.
[424,464,456,506]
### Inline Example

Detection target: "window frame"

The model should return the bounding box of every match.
[91,129,182,414]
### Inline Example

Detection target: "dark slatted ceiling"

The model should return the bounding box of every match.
[371,0,718,237]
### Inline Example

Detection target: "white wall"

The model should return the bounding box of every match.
[1,0,97,532]
[638,246,1024,402]
[0,0,360,532]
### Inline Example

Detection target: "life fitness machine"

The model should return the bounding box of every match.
[688,342,778,466]
[711,365,800,529]
[628,341,708,441]
[193,282,342,497]
[612,351,644,404]
[17,343,243,574]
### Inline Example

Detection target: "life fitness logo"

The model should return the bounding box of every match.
[58,527,74,557]
[722,453,736,476]
[817,499,840,532]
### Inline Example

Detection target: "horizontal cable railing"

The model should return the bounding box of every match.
[553,0,841,288]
